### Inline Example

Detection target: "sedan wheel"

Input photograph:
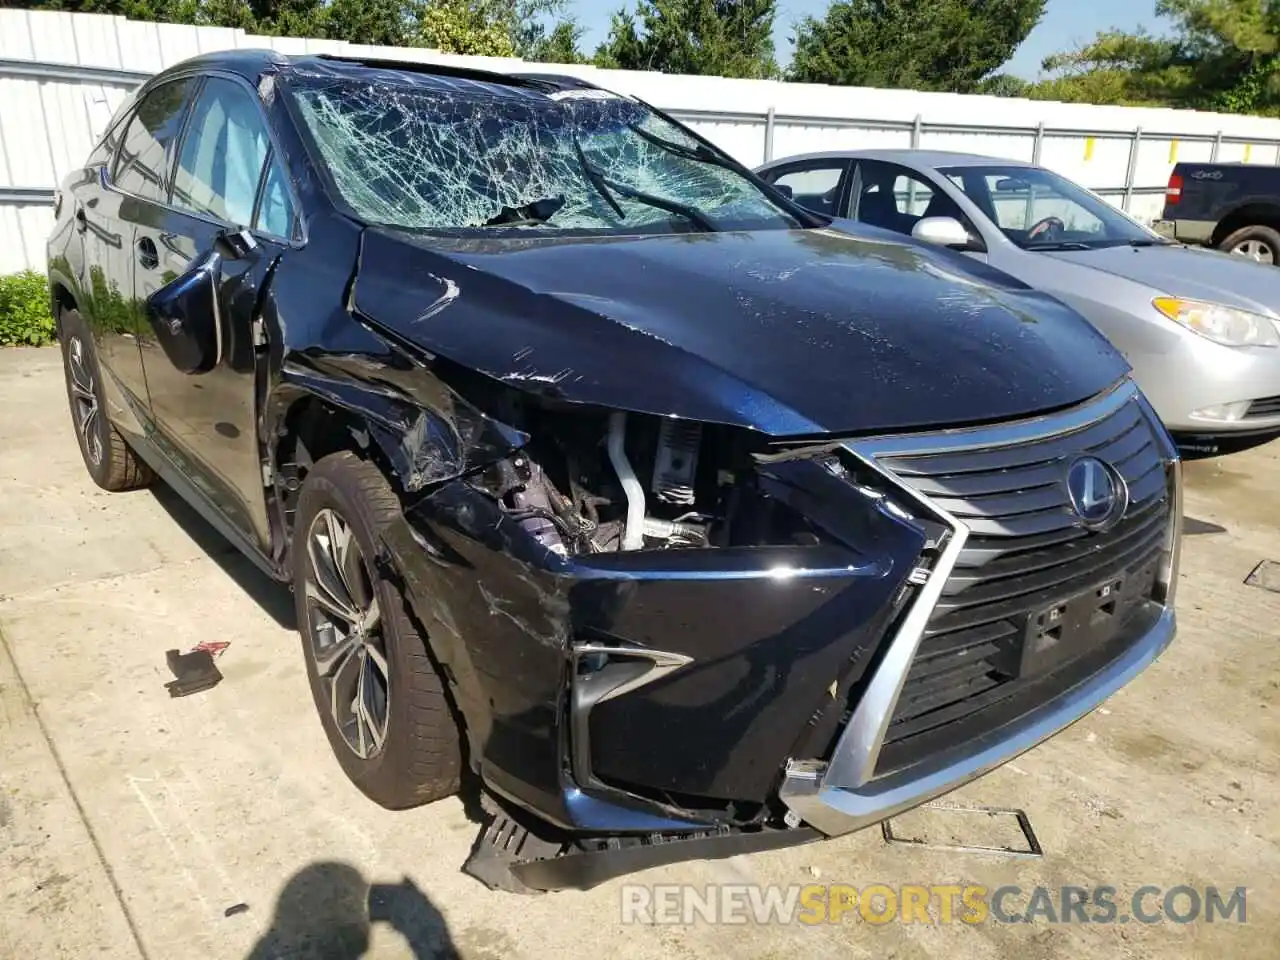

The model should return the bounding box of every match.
[1230,239,1276,264]
[303,507,391,761]
[67,336,104,467]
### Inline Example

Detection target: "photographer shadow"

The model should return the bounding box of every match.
[246,861,459,959]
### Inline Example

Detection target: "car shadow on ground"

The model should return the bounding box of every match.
[148,482,297,630]
[245,861,461,959]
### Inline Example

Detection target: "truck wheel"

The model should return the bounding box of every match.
[1219,225,1280,265]
[292,451,462,809]
[58,308,154,492]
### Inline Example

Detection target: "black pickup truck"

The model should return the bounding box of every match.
[1155,161,1280,264]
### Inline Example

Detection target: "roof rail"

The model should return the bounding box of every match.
[311,53,563,91]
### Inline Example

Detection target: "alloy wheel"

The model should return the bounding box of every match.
[304,508,390,760]
[1231,239,1276,264]
[67,336,103,466]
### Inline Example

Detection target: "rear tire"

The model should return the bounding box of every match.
[292,451,462,809]
[1218,224,1280,265]
[58,308,153,492]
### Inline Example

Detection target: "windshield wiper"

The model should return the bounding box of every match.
[600,177,717,232]
[572,135,716,232]
[1026,240,1094,251]
[1127,238,1170,247]
[626,122,739,174]
[480,196,565,228]
[572,135,626,220]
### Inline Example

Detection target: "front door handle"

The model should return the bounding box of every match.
[136,236,159,270]
[74,204,87,233]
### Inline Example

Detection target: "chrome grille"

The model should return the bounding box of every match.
[867,393,1173,776]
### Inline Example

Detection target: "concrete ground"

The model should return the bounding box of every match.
[1,344,1277,960]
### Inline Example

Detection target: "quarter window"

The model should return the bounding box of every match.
[113,78,196,202]
[256,156,294,238]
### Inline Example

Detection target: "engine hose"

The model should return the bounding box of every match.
[607,411,646,550]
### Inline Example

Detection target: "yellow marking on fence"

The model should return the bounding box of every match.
[1168,139,1179,163]
[1245,143,1253,162]
[1084,137,1096,161]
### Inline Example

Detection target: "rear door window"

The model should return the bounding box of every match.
[112,78,197,203]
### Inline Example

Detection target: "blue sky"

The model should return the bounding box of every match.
[568,0,1163,78]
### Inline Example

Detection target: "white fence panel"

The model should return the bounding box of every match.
[7,7,1280,273]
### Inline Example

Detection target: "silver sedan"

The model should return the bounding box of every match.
[756,149,1280,450]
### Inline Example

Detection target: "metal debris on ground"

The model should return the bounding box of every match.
[164,647,223,698]
[881,800,1044,859]
[1245,560,1280,593]
[1183,516,1227,536]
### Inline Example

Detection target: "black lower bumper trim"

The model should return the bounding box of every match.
[511,826,822,892]
[1173,428,1280,458]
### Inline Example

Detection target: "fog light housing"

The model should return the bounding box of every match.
[1190,400,1251,422]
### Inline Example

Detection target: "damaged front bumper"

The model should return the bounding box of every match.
[380,379,1181,891]
[383,454,931,835]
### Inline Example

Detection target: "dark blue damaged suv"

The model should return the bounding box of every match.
[46,50,1181,892]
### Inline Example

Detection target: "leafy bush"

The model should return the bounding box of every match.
[0,271,54,347]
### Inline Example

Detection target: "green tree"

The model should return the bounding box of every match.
[594,0,778,79]
[1031,1,1280,115]
[321,0,411,45]
[414,0,518,54]
[2,0,584,52]
[977,72,1032,97]
[525,17,586,62]
[788,0,1046,92]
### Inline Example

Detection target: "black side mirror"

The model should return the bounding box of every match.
[773,183,794,200]
[146,249,222,374]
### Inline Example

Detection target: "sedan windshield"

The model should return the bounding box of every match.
[940,164,1165,250]
[289,75,803,234]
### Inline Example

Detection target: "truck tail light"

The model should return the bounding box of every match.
[1166,173,1183,206]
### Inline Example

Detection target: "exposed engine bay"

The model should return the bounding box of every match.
[470,399,828,556]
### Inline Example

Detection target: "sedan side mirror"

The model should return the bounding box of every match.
[773,183,794,200]
[912,216,979,251]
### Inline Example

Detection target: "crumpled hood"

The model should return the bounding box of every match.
[353,225,1129,436]
[1041,243,1280,316]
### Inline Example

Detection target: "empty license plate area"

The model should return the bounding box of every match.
[992,556,1162,680]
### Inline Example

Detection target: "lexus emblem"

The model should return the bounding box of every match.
[1066,457,1128,530]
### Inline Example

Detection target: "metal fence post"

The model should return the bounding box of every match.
[911,114,923,148]
[763,106,776,164]
[1123,126,1143,213]
[1211,130,1223,162]
[1032,121,1045,165]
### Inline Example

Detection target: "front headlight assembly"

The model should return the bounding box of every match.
[1153,296,1280,347]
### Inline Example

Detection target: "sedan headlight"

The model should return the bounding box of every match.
[1153,296,1280,347]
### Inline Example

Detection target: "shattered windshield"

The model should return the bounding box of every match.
[289,75,802,234]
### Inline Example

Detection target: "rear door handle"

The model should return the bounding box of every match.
[136,236,159,270]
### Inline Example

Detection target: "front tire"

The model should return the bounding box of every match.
[292,451,462,809]
[1219,224,1280,265]
[58,308,153,492]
